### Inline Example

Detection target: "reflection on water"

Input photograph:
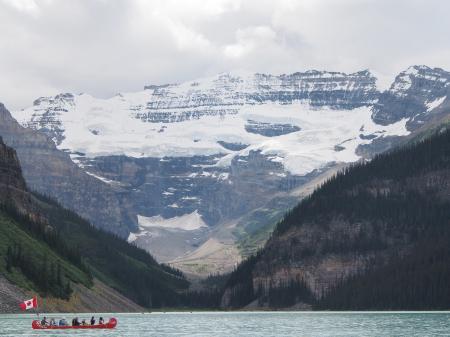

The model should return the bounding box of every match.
[1,312,450,337]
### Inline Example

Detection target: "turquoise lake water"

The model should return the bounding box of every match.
[1,312,450,336]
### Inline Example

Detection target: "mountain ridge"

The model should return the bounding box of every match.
[7,65,450,273]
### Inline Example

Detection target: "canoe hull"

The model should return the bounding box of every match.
[32,318,117,329]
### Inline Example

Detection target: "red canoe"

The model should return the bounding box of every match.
[32,318,117,329]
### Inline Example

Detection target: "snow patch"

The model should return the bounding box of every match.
[137,210,207,231]
[426,96,446,111]
[127,232,138,243]
[85,171,118,185]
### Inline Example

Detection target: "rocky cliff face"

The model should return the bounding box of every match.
[135,70,377,123]
[0,103,132,236]
[0,136,31,212]
[10,66,450,271]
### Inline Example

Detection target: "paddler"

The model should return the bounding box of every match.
[40,317,49,327]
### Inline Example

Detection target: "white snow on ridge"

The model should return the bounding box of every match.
[426,96,446,111]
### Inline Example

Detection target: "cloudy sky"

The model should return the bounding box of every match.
[0,0,449,110]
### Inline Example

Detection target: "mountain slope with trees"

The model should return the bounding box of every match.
[221,127,450,310]
[0,137,189,311]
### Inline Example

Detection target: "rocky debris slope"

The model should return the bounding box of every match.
[39,279,143,313]
[0,272,143,313]
[0,275,26,313]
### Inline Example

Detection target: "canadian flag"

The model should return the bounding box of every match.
[19,296,37,311]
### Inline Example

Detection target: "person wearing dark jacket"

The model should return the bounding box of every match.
[90,316,96,325]
[40,317,48,327]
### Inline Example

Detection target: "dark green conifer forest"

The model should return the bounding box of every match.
[222,128,450,309]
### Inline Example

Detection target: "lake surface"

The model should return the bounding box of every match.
[1,312,450,336]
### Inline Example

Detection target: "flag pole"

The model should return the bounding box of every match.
[36,296,40,320]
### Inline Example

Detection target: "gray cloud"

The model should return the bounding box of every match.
[1,0,449,109]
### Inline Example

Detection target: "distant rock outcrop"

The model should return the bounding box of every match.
[372,65,450,126]
[0,136,33,214]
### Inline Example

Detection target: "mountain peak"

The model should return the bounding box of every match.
[372,65,450,125]
[401,64,449,78]
[404,64,430,74]
[33,92,75,107]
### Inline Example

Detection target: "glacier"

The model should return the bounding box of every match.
[13,70,408,176]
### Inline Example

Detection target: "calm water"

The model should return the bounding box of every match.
[1,312,450,336]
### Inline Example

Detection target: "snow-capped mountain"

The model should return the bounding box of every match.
[11,65,450,273]
[13,69,399,175]
[372,65,450,126]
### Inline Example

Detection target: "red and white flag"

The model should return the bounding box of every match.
[19,296,37,311]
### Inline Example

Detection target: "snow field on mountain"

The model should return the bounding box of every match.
[234,104,409,175]
[138,210,207,231]
[14,91,410,176]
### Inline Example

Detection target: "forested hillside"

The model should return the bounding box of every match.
[15,195,189,308]
[221,128,450,310]
[0,137,188,310]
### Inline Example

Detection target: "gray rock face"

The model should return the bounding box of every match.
[28,93,74,145]
[0,136,31,212]
[245,120,301,137]
[134,70,378,123]
[0,103,132,236]
[372,65,450,126]
[78,150,306,229]
[0,275,26,314]
[217,141,249,151]
[249,70,377,108]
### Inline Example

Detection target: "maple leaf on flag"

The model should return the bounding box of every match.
[19,297,37,311]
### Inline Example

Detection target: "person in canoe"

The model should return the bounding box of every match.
[59,317,68,326]
[90,316,96,325]
[32,317,117,330]
[72,317,80,326]
[49,318,57,326]
[40,317,49,327]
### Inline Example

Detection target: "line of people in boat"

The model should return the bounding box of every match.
[40,316,105,327]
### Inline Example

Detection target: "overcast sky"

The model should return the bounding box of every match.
[1,0,449,110]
